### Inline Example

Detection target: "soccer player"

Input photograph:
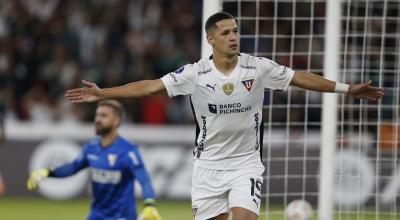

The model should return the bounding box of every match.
[65,12,384,220]
[27,100,161,220]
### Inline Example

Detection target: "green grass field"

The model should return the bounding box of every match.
[0,197,396,220]
[0,197,192,220]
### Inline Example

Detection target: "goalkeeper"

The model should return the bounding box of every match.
[27,100,161,220]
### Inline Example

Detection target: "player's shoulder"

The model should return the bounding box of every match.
[239,53,272,63]
[116,137,143,165]
[242,53,281,69]
[84,137,101,149]
[172,57,212,77]
[195,56,213,73]
[116,136,140,152]
[238,53,260,67]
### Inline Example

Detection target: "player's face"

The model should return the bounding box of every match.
[95,106,120,136]
[208,19,240,56]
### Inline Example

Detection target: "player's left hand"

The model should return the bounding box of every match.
[348,80,384,101]
[139,199,161,220]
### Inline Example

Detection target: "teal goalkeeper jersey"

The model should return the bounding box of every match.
[50,136,155,220]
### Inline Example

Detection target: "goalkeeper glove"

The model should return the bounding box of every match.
[140,199,161,220]
[27,168,50,191]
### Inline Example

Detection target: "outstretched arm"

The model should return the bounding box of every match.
[27,149,88,191]
[290,71,384,101]
[50,158,88,177]
[65,79,166,103]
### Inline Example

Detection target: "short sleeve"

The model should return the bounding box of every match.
[160,64,196,97]
[257,57,294,91]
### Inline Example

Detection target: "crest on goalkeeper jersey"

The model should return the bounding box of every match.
[241,79,254,92]
[107,154,117,167]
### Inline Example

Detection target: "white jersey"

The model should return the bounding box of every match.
[161,53,294,170]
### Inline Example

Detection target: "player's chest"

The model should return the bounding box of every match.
[86,152,126,184]
[195,68,262,102]
[87,151,124,170]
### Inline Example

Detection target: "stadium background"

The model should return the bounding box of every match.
[0,0,398,220]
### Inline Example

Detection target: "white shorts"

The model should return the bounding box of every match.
[191,165,265,220]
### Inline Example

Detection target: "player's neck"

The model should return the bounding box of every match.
[100,131,118,148]
[212,52,238,75]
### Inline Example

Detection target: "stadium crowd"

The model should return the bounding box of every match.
[0,0,396,125]
[0,0,201,124]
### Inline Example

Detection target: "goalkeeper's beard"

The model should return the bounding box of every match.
[96,125,113,136]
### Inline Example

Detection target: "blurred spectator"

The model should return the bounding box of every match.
[20,0,59,22]
[1,0,202,124]
[0,0,396,125]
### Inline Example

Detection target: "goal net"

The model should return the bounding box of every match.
[203,0,400,219]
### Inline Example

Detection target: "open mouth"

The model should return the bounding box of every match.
[229,44,238,49]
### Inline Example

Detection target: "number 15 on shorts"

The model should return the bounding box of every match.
[250,178,262,207]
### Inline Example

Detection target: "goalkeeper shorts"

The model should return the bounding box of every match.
[191,164,265,220]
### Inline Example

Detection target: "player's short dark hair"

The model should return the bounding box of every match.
[205,11,235,33]
[97,100,126,121]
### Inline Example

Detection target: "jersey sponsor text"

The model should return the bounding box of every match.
[91,168,122,184]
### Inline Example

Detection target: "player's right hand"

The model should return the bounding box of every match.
[65,80,102,103]
[138,199,161,220]
[27,168,50,191]
[142,206,162,220]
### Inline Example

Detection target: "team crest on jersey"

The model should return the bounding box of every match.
[222,83,234,95]
[107,154,117,167]
[241,79,254,92]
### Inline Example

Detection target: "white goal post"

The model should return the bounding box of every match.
[318,0,341,220]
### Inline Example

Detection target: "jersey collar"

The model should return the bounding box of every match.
[208,54,241,79]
